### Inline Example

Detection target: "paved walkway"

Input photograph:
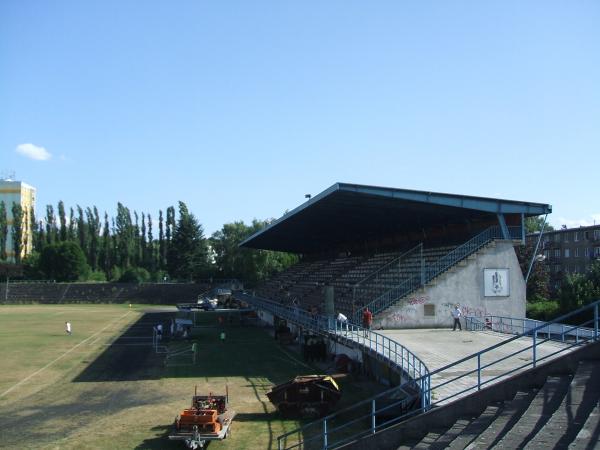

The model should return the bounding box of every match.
[335,327,578,406]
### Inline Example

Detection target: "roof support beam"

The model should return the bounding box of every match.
[497,213,510,240]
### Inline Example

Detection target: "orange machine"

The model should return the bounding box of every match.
[170,386,235,449]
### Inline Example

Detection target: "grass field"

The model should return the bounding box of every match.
[0,305,382,450]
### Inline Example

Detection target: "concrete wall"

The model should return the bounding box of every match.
[375,241,526,329]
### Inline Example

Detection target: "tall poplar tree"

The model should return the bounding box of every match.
[0,201,7,261]
[58,201,67,241]
[158,210,165,270]
[68,207,76,241]
[45,205,57,244]
[11,203,23,263]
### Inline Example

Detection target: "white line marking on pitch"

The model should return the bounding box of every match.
[0,311,133,399]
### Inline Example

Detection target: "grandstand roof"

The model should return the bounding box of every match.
[240,183,552,253]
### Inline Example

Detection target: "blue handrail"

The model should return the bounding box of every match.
[276,299,600,450]
[237,292,430,382]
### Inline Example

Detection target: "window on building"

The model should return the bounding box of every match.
[555,264,561,273]
[565,248,570,258]
[554,249,561,258]
[575,248,579,257]
[574,231,579,242]
[595,230,600,239]
[585,248,590,257]
[544,250,550,259]
[564,233,570,243]
[555,234,561,242]
[595,247,600,257]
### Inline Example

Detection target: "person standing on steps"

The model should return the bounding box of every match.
[451,304,462,331]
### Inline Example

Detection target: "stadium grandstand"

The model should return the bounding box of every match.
[235,182,600,449]
[241,182,551,328]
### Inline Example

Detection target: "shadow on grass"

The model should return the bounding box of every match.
[73,312,319,385]
[73,312,173,382]
[133,424,190,450]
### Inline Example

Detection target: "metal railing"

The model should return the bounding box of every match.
[237,292,429,382]
[277,300,600,450]
[356,226,522,320]
[466,315,596,342]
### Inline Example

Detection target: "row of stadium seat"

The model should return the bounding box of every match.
[254,244,457,316]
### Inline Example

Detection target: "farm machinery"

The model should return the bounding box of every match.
[168,386,235,449]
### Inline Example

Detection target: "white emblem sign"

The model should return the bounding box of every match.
[484,268,510,297]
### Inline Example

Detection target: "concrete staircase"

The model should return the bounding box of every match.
[395,360,600,449]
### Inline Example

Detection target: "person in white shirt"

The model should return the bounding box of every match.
[337,312,348,332]
[65,321,72,335]
[451,305,462,331]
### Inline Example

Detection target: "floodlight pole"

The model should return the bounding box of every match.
[5,276,8,302]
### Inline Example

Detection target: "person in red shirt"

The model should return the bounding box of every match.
[362,308,373,335]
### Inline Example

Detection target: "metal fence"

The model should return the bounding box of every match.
[276,300,600,450]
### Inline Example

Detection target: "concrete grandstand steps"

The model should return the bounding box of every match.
[568,402,600,449]
[426,418,472,449]
[447,405,501,449]
[528,360,600,449]
[463,391,536,449]
[492,375,572,449]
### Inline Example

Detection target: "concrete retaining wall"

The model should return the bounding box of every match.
[375,241,526,329]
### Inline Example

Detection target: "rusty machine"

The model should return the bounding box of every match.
[169,386,236,449]
[267,375,341,418]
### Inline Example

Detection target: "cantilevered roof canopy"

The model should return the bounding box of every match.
[240,183,552,254]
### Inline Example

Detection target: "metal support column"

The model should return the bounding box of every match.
[497,213,510,240]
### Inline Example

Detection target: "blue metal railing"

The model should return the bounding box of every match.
[276,300,600,450]
[466,315,596,343]
[356,226,522,320]
[237,292,429,383]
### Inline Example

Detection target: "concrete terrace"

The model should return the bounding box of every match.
[337,327,578,406]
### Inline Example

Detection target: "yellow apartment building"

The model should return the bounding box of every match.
[0,178,36,262]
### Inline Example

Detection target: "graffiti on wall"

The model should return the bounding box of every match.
[441,302,488,318]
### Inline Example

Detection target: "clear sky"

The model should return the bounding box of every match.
[1,1,599,235]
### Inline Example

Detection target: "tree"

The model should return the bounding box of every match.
[58,201,67,241]
[45,205,57,244]
[99,212,111,275]
[525,216,554,234]
[86,207,100,270]
[516,243,550,301]
[167,201,208,280]
[158,210,165,269]
[0,201,7,260]
[39,241,90,281]
[145,213,154,271]
[68,207,76,241]
[115,203,134,268]
[11,203,23,263]
[211,219,298,285]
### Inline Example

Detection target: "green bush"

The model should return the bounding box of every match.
[527,300,561,321]
[86,270,107,282]
[118,267,150,283]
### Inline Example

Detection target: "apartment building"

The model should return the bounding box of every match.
[527,224,600,291]
[0,178,37,262]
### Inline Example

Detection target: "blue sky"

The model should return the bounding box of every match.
[1,1,599,234]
